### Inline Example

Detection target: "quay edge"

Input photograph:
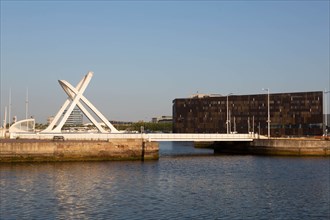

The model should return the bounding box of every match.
[197,139,330,156]
[0,138,159,163]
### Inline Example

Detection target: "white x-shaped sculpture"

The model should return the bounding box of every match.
[42,72,119,133]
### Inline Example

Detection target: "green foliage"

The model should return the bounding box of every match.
[35,123,48,129]
[114,122,173,133]
[33,122,173,133]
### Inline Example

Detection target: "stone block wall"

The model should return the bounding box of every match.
[0,139,159,162]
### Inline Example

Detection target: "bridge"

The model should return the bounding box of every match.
[8,72,258,142]
[11,132,256,142]
[145,133,254,142]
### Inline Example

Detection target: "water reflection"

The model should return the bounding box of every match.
[159,141,213,156]
[0,142,329,219]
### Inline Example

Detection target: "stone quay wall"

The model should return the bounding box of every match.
[0,139,159,162]
[210,139,330,156]
[250,139,330,156]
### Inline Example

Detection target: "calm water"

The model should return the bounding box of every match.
[0,142,329,220]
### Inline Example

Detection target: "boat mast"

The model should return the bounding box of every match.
[3,106,7,129]
[8,88,11,126]
[26,87,29,119]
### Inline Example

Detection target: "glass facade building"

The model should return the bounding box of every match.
[63,107,83,126]
[173,91,323,137]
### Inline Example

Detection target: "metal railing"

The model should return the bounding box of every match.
[11,132,255,142]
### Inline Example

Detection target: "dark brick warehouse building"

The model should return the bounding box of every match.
[173,91,324,137]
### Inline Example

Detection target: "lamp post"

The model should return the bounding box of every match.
[25,88,29,119]
[262,88,270,138]
[324,89,330,136]
[226,93,233,134]
[9,88,11,126]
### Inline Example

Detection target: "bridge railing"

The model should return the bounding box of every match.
[11,132,255,141]
[145,133,254,141]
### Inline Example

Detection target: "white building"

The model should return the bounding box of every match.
[152,116,172,123]
[63,107,83,126]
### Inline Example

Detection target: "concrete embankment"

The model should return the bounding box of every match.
[0,139,159,162]
[250,139,330,156]
[200,139,330,156]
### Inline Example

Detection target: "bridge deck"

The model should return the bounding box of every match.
[11,133,255,142]
[146,133,254,141]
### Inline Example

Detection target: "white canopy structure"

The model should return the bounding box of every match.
[9,118,35,133]
[42,72,119,133]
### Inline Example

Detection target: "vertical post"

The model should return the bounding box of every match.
[2,106,7,138]
[26,88,29,119]
[8,88,11,126]
[229,109,231,134]
[328,90,330,134]
[226,95,229,134]
[325,89,327,136]
[325,90,330,136]
[267,89,270,138]
[262,88,271,138]
[226,93,233,134]
[253,115,255,137]
[248,116,250,134]
[233,116,236,133]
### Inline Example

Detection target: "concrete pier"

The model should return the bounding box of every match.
[199,138,330,156]
[0,139,159,162]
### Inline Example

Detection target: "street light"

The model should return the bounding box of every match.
[324,89,330,136]
[226,93,233,134]
[262,88,270,138]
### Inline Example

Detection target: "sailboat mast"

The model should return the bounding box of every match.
[3,106,7,129]
[8,88,11,125]
[26,88,29,119]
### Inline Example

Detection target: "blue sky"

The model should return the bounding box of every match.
[1,1,329,123]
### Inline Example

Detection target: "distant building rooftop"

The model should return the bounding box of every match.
[189,93,222,98]
[152,116,173,123]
